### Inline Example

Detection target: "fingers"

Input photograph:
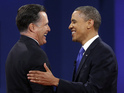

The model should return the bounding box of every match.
[27,73,42,84]
[44,63,51,73]
[27,73,49,85]
[27,63,53,85]
[27,73,36,80]
[28,70,41,74]
[29,77,41,84]
[27,70,42,80]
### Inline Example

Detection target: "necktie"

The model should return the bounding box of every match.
[76,47,85,72]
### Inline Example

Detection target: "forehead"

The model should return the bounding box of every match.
[71,11,84,21]
[39,12,48,20]
[72,11,80,16]
[38,11,48,24]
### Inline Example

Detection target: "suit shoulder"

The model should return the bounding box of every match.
[90,41,117,63]
[97,41,115,54]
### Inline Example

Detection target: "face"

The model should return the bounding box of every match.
[69,11,89,45]
[34,12,50,45]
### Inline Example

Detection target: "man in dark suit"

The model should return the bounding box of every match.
[6,4,54,93]
[27,6,118,93]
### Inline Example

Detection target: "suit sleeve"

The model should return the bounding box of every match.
[56,47,118,93]
[27,50,54,93]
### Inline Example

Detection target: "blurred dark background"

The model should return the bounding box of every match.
[0,0,124,93]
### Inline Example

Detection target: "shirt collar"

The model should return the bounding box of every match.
[82,35,99,51]
[26,36,39,45]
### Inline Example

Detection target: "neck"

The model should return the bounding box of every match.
[81,31,98,45]
[20,31,38,43]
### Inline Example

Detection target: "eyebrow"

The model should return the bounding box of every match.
[71,19,77,22]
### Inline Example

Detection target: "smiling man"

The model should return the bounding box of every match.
[5,4,54,93]
[27,6,118,93]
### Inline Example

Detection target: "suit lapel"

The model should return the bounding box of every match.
[74,50,90,81]
[74,37,101,81]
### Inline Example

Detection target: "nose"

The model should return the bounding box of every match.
[68,23,72,30]
[48,25,51,32]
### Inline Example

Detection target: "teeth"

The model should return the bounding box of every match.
[44,34,47,36]
[72,32,76,34]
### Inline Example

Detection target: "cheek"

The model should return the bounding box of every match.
[38,29,44,35]
[39,32,44,37]
[78,25,86,32]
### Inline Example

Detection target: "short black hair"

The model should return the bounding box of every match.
[16,4,46,32]
[75,6,101,31]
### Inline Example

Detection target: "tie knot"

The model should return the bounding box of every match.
[79,47,85,54]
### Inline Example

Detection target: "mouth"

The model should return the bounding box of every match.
[44,33,47,37]
[71,30,76,35]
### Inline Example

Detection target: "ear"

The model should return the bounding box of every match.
[87,19,94,29]
[28,23,36,33]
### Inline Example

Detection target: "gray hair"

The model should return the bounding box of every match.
[75,6,101,31]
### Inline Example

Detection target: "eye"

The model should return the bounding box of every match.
[73,21,76,24]
[45,23,49,26]
[71,20,76,24]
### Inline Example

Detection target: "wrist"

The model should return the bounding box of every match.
[53,77,59,87]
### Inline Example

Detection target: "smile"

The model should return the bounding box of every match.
[72,30,76,35]
[72,32,76,34]
[44,34,47,37]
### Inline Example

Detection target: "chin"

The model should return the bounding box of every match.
[44,41,47,44]
[39,41,47,46]
[72,38,77,42]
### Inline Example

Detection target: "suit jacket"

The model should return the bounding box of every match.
[6,35,54,93]
[56,37,118,93]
